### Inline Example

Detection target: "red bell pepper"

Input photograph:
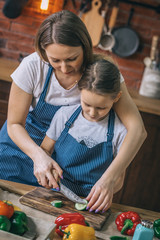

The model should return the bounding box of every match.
[55,212,87,237]
[115,211,141,236]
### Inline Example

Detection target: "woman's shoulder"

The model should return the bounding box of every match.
[22,52,48,68]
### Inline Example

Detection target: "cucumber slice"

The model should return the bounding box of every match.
[50,200,62,208]
[75,200,88,211]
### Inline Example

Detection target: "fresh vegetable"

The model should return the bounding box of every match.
[153,218,160,239]
[60,223,96,240]
[55,212,87,237]
[0,215,11,232]
[3,200,22,211]
[10,210,28,235]
[51,200,62,208]
[115,211,141,236]
[110,236,130,240]
[75,200,88,211]
[0,200,14,218]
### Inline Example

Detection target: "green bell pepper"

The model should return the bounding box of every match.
[0,215,11,232]
[110,236,130,240]
[10,211,28,235]
[153,218,160,239]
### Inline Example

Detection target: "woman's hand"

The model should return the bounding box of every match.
[33,147,63,189]
[86,177,114,213]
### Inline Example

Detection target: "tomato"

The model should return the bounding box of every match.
[3,200,22,212]
[0,200,14,218]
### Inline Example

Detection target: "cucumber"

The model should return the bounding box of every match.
[50,200,62,208]
[75,200,88,211]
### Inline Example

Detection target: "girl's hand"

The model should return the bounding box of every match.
[33,148,63,189]
[86,177,114,213]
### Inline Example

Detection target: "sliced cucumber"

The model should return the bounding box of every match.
[75,200,88,211]
[50,200,62,208]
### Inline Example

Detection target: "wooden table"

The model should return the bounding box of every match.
[0,179,160,240]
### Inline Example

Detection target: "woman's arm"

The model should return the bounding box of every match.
[111,82,147,181]
[7,82,62,187]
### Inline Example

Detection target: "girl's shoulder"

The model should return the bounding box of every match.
[55,104,81,119]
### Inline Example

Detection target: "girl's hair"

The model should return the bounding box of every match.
[78,56,120,98]
[35,10,93,70]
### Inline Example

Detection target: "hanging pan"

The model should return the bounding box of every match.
[112,8,140,58]
[98,6,119,51]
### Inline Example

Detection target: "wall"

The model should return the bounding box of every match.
[0,0,160,90]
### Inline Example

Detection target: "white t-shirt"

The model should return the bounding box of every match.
[11,52,80,110]
[46,105,127,157]
[11,52,124,110]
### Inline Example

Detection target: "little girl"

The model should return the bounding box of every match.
[41,57,127,213]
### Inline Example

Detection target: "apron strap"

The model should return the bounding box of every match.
[64,106,82,133]
[39,65,53,102]
[107,108,115,142]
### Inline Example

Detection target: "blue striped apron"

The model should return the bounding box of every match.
[54,106,115,197]
[0,65,61,185]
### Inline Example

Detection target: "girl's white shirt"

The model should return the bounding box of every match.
[11,52,124,111]
[46,104,127,156]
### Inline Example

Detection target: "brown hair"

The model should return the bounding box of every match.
[78,56,120,98]
[35,10,93,70]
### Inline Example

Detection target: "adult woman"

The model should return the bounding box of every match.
[0,10,146,195]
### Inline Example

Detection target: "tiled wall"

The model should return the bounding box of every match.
[0,0,160,90]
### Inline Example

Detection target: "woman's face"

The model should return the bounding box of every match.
[45,43,84,77]
[81,89,120,122]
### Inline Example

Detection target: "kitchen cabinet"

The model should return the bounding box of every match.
[0,58,160,213]
[113,90,160,212]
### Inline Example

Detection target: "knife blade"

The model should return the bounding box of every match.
[59,182,87,204]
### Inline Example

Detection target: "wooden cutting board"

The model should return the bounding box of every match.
[82,0,105,47]
[19,187,111,230]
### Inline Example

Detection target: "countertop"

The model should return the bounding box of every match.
[0,180,160,221]
[0,180,160,240]
[0,58,160,116]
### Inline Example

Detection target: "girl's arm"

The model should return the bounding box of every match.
[7,82,62,188]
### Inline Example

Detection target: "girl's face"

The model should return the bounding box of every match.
[81,89,121,122]
[45,43,84,77]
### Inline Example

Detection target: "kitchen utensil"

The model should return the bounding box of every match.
[143,36,159,68]
[59,182,87,204]
[112,8,140,58]
[19,187,111,230]
[79,0,91,18]
[139,35,160,99]
[51,169,86,204]
[150,35,159,62]
[98,6,119,51]
[118,0,160,14]
[82,0,107,47]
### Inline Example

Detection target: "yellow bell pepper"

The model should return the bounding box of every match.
[62,223,96,240]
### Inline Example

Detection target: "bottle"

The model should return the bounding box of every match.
[132,220,154,240]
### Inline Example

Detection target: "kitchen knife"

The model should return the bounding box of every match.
[59,182,87,204]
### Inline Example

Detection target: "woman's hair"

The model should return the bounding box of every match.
[35,10,93,70]
[78,55,120,98]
